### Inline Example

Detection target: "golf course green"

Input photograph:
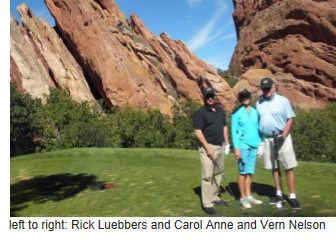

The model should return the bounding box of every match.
[10,148,336,217]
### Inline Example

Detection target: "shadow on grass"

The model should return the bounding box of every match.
[193,182,277,206]
[227,182,277,201]
[10,173,100,216]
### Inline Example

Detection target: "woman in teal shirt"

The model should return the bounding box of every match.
[231,88,263,209]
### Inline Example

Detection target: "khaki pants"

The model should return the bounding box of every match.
[199,144,224,208]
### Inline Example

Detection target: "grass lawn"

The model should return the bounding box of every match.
[10,148,336,217]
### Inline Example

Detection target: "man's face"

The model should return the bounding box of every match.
[262,84,276,99]
[205,94,215,105]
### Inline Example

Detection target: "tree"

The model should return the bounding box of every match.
[10,83,43,156]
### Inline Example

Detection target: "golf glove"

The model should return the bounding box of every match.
[224,144,230,155]
[257,143,264,157]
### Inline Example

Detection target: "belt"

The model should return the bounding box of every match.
[264,130,283,138]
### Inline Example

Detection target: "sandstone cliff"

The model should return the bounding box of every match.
[10,4,96,103]
[11,14,53,100]
[231,0,336,108]
[10,0,236,115]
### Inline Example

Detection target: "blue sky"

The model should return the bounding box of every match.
[10,0,237,70]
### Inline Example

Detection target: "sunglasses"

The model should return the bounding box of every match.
[240,94,250,100]
[205,94,215,99]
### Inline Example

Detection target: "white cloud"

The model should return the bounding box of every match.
[187,0,228,50]
[218,33,236,41]
[186,0,205,7]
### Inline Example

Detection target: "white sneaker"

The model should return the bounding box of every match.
[240,198,252,209]
[248,196,263,204]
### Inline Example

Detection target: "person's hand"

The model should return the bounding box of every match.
[278,134,285,144]
[224,144,230,155]
[274,134,285,149]
[257,143,264,157]
[235,149,241,160]
[206,147,214,160]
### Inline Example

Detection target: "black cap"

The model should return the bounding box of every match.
[203,88,215,97]
[238,88,251,95]
[238,88,251,102]
[260,78,274,89]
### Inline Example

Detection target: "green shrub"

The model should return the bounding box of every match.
[132,34,148,46]
[109,105,171,148]
[58,118,116,149]
[149,57,160,67]
[292,103,336,163]
[11,80,336,164]
[117,22,133,33]
[227,65,242,77]
[10,83,43,156]
[39,89,94,151]
[170,98,202,149]
[160,70,178,99]
[218,71,240,88]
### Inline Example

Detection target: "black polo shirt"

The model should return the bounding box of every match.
[193,105,227,145]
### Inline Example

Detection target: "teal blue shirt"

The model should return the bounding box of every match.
[231,105,261,149]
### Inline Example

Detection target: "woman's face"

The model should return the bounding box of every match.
[242,96,250,105]
[239,92,251,105]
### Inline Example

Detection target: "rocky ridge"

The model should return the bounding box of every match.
[10,0,236,115]
[10,4,96,103]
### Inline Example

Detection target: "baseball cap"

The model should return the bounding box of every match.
[238,88,251,102]
[203,88,215,97]
[260,78,274,89]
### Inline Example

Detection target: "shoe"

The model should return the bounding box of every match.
[269,195,285,205]
[240,198,252,209]
[275,195,285,210]
[213,200,227,206]
[289,198,301,210]
[247,196,263,204]
[203,207,216,214]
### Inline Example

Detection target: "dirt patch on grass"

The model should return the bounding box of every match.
[316,209,334,214]
[18,169,32,181]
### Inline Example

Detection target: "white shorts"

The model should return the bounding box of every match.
[263,134,298,170]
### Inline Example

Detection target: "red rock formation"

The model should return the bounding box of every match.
[231,0,336,108]
[130,14,236,111]
[10,0,236,114]
[42,0,236,113]
[10,4,96,103]
[43,0,174,115]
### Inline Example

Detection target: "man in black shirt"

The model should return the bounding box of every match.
[194,88,230,214]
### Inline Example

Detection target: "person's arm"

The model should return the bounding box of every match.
[282,98,295,139]
[194,129,214,160]
[223,125,231,155]
[231,113,241,160]
[224,126,229,145]
[282,118,293,139]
